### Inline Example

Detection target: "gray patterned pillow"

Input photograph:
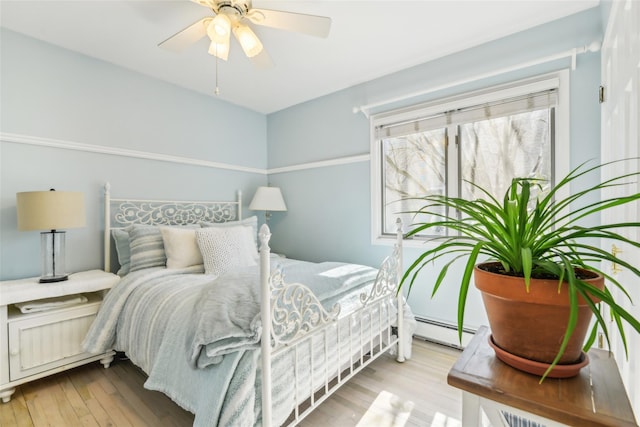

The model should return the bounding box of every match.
[128,225,166,272]
[112,228,131,276]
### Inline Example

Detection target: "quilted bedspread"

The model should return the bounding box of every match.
[83,258,411,426]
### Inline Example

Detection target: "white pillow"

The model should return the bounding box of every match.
[200,216,259,250]
[196,226,257,277]
[160,226,203,269]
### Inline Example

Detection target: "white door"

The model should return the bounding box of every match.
[600,0,640,420]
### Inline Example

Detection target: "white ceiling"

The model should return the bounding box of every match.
[0,0,599,114]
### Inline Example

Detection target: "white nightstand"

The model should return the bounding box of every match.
[0,269,119,403]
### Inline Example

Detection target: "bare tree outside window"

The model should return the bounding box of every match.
[460,109,552,201]
[381,108,553,238]
[374,84,558,241]
[382,128,446,236]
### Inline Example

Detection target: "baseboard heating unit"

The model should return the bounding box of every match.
[414,317,476,349]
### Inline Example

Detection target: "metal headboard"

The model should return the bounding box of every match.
[103,182,243,272]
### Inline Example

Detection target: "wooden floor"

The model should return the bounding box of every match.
[0,339,462,427]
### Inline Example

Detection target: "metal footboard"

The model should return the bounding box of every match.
[259,219,405,426]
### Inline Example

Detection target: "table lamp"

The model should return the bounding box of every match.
[249,186,287,222]
[16,189,86,283]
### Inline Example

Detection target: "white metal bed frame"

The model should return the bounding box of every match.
[102,183,405,426]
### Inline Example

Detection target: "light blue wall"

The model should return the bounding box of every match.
[266,7,604,329]
[599,0,614,31]
[1,5,606,331]
[0,29,268,280]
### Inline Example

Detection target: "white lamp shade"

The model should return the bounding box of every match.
[207,14,231,60]
[209,39,230,60]
[233,23,263,58]
[249,187,287,212]
[16,190,86,231]
[207,14,231,41]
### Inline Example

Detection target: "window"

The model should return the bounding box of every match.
[371,72,569,244]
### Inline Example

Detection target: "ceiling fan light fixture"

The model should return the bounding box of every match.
[233,23,263,58]
[208,39,230,60]
[207,14,231,41]
[161,0,331,68]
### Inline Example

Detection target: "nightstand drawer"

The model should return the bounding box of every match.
[7,295,101,381]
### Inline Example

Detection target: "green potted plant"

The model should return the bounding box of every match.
[399,159,640,379]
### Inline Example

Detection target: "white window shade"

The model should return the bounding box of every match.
[376,89,557,140]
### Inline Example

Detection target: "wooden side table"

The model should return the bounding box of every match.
[0,270,119,403]
[448,326,638,427]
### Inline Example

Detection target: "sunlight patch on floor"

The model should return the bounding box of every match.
[430,411,462,427]
[356,390,414,427]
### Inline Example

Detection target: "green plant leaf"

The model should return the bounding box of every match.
[457,242,483,343]
[397,157,640,380]
[521,247,532,291]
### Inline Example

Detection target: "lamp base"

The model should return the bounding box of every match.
[39,274,69,284]
[40,230,68,283]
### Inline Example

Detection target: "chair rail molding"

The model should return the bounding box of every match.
[267,154,370,175]
[0,132,266,175]
[1,132,370,176]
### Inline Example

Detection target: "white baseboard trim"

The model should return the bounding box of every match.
[413,318,476,349]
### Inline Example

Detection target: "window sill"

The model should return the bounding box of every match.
[372,236,442,249]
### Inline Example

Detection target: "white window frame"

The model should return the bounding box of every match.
[370,70,570,247]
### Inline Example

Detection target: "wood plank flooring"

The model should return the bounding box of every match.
[0,339,462,426]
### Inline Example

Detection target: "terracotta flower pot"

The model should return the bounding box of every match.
[474,262,604,367]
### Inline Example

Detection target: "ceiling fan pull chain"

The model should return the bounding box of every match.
[214,54,220,95]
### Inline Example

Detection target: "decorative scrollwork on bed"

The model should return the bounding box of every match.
[359,243,400,306]
[103,183,242,273]
[110,200,238,227]
[270,268,341,346]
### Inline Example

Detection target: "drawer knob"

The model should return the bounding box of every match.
[9,348,19,356]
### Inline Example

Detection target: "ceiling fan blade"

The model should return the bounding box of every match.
[158,17,210,52]
[246,8,331,38]
[249,48,273,69]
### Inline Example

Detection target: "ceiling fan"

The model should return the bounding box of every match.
[159,0,331,68]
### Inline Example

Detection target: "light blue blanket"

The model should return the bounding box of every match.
[83,258,381,426]
[188,259,378,369]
